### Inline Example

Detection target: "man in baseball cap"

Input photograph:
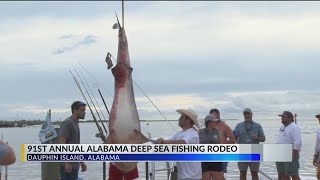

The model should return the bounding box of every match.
[234,108,265,180]
[276,111,301,180]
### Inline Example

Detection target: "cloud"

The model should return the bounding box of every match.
[0,2,320,120]
[59,34,73,39]
[53,35,98,54]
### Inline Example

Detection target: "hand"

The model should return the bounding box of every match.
[313,157,318,167]
[81,162,87,172]
[64,162,72,173]
[251,134,258,141]
[155,138,165,144]
[292,151,298,160]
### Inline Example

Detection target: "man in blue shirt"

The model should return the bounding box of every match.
[234,108,265,180]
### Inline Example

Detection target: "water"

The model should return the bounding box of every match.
[0,119,318,180]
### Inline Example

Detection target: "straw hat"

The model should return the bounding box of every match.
[176,109,200,129]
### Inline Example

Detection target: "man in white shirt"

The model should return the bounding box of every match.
[313,113,320,179]
[276,111,302,180]
[155,109,202,180]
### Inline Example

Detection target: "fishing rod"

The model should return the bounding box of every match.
[78,63,112,119]
[73,66,109,133]
[70,70,107,180]
[72,67,108,136]
[78,63,113,98]
[69,70,106,141]
[76,66,109,127]
[96,84,110,115]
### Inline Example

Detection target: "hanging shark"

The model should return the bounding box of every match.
[105,16,148,173]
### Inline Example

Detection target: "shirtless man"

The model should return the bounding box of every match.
[209,109,236,144]
[209,109,236,175]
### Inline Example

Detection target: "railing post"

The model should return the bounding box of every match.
[145,162,149,180]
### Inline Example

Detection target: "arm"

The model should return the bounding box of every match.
[165,131,198,144]
[257,124,266,142]
[233,124,239,140]
[292,126,302,159]
[0,140,16,166]
[225,125,236,144]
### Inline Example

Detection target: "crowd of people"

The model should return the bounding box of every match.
[26,101,320,180]
[1,101,319,180]
[153,108,303,180]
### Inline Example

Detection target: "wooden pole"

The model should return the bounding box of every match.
[41,128,60,180]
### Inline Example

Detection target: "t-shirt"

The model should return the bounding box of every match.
[60,116,80,168]
[167,128,202,180]
[277,122,302,151]
[0,144,8,161]
[234,121,265,144]
[60,116,80,144]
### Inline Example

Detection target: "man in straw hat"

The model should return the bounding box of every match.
[155,109,202,180]
[313,113,320,179]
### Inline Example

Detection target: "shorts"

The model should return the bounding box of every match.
[237,162,260,172]
[108,163,139,180]
[276,154,299,176]
[222,162,228,173]
[201,162,223,173]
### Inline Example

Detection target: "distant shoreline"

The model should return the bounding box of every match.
[0,119,241,128]
[0,119,179,128]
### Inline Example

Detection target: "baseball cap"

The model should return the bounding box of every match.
[204,114,220,122]
[243,108,252,114]
[278,111,294,119]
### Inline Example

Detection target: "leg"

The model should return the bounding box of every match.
[240,171,247,180]
[202,172,211,180]
[281,175,291,180]
[71,168,79,180]
[276,162,285,180]
[211,171,224,180]
[284,154,300,180]
[60,166,79,180]
[237,162,248,180]
[222,162,228,173]
[291,175,300,180]
[250,171,258,180]
[317,168,320,179]
[249,162,260,180]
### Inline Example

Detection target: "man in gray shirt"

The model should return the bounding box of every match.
[234,108,265,180]
[59,101,87,180]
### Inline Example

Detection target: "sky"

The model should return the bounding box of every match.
[0,1,320,121]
